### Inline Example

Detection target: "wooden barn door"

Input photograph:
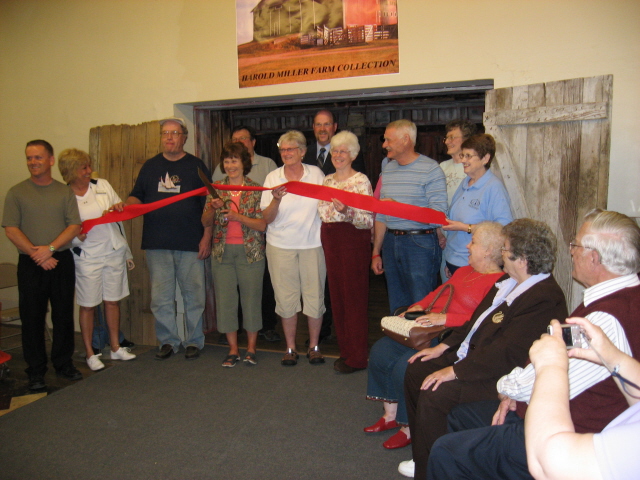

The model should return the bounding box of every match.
[89,122,162,346]
[484,75,612,309]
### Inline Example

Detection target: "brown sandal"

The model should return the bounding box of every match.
[281,348,299,366]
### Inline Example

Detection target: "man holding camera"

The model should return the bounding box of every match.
[425,209,640,480]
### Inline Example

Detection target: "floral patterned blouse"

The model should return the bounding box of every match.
[318,172,374,230]
[207,176,265,264]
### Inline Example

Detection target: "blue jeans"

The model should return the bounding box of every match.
[366,336,417,425]
[146,250,205,351]
[92,303,125,350]
[382,231,441,314]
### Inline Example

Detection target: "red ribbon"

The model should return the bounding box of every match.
[81,182,446,234]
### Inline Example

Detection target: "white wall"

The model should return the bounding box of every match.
[2,0,639,263]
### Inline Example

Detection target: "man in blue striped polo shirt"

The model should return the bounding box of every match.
[371,119,448,314]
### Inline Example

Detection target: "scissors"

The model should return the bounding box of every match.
[198,167,233,226]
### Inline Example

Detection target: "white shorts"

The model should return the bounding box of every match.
[73,245,130,307]
[266,244,326,319]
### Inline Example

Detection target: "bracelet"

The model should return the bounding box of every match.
[372,254,381,259]
[467,224,473,234]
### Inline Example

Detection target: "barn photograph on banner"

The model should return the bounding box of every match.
[236,0,399,88]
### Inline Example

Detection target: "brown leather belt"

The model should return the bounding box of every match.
[388,229,435,236]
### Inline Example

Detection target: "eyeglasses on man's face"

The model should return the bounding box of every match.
[161,130,183,138]
[569,242,594,253]
[443,135,462,143]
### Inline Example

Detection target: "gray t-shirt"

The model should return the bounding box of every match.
[2,178,81,254]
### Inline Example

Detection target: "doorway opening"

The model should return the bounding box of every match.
[185,80,493,181]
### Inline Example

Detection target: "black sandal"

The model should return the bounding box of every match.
[222,354,239,368]
[243,351,257,366]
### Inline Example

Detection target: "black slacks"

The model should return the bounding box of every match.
[18,251,76,376]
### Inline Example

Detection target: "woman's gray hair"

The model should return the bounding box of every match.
[581,208,640,275]
[473,221,506,267]
[330,130,360,158]
[503,218,557,275]
[278,130,307,150]
[58,148,91,184]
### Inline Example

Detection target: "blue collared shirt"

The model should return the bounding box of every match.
[444,169,513,267]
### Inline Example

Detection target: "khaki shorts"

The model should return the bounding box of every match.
[266,244,326,318]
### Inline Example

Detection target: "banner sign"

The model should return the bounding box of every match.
[236,0,400,88]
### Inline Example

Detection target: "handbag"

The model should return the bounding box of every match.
[381,284,454,351]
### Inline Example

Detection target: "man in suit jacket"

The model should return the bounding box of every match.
[398,218,568,479]
[303,109,366,175]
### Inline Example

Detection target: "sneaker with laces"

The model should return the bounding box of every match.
[398,459,415,478]
[307,345,325,365]
[110,347,136,361]
[86,354,105,371]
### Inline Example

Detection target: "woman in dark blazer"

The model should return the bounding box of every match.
[398,218,569,479]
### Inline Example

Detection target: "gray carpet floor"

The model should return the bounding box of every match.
[0,345,411,479]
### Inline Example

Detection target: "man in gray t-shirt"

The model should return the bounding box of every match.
[2,140,82,391]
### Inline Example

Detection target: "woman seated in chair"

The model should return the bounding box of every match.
[364,222,505,449]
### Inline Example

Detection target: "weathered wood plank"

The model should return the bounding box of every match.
[483,102,607,127]
[523,83,546,220]
[89,127,101,174]
[484,122,531,219]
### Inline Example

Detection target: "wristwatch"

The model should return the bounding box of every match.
[48,245,56,252]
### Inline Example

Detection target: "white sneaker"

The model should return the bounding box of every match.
[110,347,136,361]
[398,459,415,478]
[86,354,105,371]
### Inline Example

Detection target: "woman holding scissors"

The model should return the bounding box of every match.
[202,142,266,367]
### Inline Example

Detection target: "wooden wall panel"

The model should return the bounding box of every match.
[89,121,161,346]
[484,75,612,310]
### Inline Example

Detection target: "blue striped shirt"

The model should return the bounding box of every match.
[377,154,448,229]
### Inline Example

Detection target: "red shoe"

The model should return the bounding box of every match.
[383,430,411,449]
[364,417,399,433]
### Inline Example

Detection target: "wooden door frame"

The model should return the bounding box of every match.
[178,79,494,169]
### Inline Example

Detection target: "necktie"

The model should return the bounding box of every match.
[317,147,326,167]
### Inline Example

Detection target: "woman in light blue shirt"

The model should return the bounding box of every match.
[442,134,513,276]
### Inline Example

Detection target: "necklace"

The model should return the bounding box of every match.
[229,178,244,197]
[462,269,501,284]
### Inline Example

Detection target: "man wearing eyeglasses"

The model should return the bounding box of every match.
[113,117,211,361]
[424,209,640,480]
